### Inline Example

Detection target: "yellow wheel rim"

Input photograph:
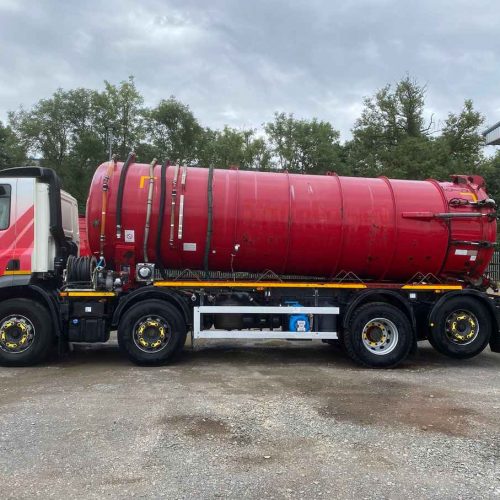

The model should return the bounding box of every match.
[133,316,169,353]
[0,315,35,354]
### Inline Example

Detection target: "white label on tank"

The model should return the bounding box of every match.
[124,230,135,243]
[470,255,477,261]
[455,249,468,256]
[183,242,197,252]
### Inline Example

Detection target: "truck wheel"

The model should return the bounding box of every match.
[118,300,187,366]
[428,297,491,359]
[344,302,413,368]
[0,299,53,366]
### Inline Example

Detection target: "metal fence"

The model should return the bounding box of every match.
[487,250,500,283]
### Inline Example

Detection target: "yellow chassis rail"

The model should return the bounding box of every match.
[154,281,462,291]
[155,281,367,289]
[58,283,463,297]
[59,291,117,297]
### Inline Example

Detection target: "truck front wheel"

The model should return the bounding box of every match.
[344,302,413,368]
[428,297,491,359]
[118,300,187,366]
[0,299,53,366]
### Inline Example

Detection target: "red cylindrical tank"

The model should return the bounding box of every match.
[86,162,497,282]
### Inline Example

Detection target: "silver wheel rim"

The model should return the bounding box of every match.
[445,310,479,346]
[361,317,399,355]
[133,315,170,353]
[0,315,36,354]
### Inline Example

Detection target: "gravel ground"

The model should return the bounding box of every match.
[0,338,499,499]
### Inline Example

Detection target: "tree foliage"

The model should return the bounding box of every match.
[3,75,498,212]
[0,121,25,169]
[439,99,485,173]
[8,78,144,208]
[265,112,342,173]
[347,76,434,178]
[198,126,271,170]
[140,97,202,164]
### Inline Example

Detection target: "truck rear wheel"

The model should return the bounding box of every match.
[118,300,187,366]
[0,299,53,366]
[344,302,413,368]
[428,296,491,359]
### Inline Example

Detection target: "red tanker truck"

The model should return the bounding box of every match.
[0,154,498,368]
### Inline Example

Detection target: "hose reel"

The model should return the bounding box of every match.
[66,255,97,284]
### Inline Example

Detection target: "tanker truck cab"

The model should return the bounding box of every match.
[0,167,79,366]
[0,163,498,369]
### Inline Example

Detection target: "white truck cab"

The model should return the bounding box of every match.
[0,168,79,284]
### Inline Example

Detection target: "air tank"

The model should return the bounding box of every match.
[86,160,497,283]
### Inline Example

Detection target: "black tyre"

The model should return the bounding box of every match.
[428,296,491,359]
[0,298,53,366]
[344,302,413,368]
[118,300,187,366]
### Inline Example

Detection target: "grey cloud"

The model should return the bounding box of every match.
[0,0,499,140]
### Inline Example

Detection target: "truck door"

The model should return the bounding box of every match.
[0,179,16,284]
[14,178,36,275]
[0,177,36,285]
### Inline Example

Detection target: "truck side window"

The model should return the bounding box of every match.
[0,184,11,230]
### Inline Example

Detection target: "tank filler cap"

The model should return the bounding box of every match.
[136,263,155,282]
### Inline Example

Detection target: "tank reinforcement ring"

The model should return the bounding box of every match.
[445,310,479,346]
[361,318,399,356]
[133,316,170,353]
[0,315,36,354]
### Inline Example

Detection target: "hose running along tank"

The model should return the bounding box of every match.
[86,160,497,284]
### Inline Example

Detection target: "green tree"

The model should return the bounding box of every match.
[8,78,145,209]
[92,76,145,160]
[438,99,485,174]
[0,121,26,169]
[9,88,103,207]
[265,112,342,173]
[347,75,434,178]
[140,97,203,164]
[198,126,271,170]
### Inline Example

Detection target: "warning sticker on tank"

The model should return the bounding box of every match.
[124,230,135,243]
[183,242,197,252]
[454,249,478,257]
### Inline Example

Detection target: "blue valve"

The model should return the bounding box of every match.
[284,301,310,332]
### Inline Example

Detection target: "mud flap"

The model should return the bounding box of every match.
[490,326,500,353]
[490,301,500,353]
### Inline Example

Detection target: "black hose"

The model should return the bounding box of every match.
[203,166,214,277]
[155,160,169,279]
[66,255,96,282]
[115,152,135,238]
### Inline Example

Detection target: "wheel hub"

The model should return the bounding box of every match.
[446,310,478,345]
[366,326,384,343]
[361,318,399,355]
[0,315,35,353]
[133,316,169,352]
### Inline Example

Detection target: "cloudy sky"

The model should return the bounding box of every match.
[0,0,499,143]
